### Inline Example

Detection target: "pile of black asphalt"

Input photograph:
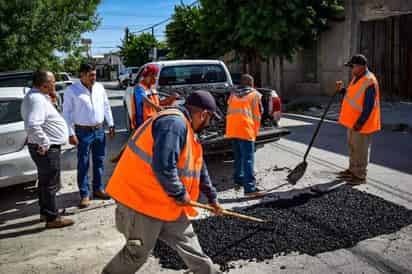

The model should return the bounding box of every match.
[153,185,412,272]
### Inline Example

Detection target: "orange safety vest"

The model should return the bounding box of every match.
[225,89,262,141]
[338,71,381,134]
[143,88,160,121]
[106,109,203,221]
[130,84,161,129]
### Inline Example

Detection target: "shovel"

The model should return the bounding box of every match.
[189,201,266,223]
[287,90,339,184]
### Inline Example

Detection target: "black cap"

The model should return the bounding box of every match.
[345,54,368,67]
[186,90,221,120]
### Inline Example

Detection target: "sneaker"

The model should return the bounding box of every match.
[336,169,352,177]
[40,214,46,222]
[245,188,267,198]
[46,217,74,229]
[345,175,367,185]
[93,191,111,200]
[79,197,91,208]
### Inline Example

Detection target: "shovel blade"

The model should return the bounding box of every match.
[287,161,308,185]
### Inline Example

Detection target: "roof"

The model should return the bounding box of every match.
[0,87,27,99]
[148,59,224,67]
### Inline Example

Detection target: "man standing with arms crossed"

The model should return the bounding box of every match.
[336,54,381,184]
[21,70,74,228]
[103,90,223,274]
[226,74,266,197]
[63,63,115,208]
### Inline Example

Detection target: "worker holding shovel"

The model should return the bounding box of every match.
[103,91,223,274]
[130,63,178,130]
[336,54,381,185]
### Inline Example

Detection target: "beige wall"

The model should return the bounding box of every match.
[225,0,412,98]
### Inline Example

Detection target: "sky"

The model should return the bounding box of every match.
[84,0,193,56]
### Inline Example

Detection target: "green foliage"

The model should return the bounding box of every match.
[199,0,344,61]
[61,46,88,75]
[0,0,101,72]
[166,0,344,62]
[165,4,207,58]
[120,33,159,67]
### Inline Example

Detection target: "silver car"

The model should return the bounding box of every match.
[0,87,37,188]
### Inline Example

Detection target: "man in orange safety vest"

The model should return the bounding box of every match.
[102,90,223,274]
[336,54,381,184]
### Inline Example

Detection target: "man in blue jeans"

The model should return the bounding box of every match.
[63,63,115,208]
[225,74,266,197]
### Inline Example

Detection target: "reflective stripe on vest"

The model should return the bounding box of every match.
[143,87,160,121]
[225,90,261,141]
[127,116,201,179]
[343,78,373,112]
[338,71,381,134]
[105,108,202,221]
[226,109,261,122]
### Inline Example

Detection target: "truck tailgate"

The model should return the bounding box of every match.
[201,127,290,156]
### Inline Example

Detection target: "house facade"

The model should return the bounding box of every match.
[227,0,412,100]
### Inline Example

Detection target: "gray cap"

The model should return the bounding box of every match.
[345,54,368,67]
[186,90,221,120]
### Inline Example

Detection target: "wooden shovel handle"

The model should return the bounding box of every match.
[189,201,266,223]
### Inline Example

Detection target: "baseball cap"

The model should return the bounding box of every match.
[186,90,221,120]
[142,64,159,77]
[345,54,368,67]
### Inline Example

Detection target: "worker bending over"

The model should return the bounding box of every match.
[103,90,223,274]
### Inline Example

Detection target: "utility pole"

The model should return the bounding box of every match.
[151,27,157,61]
[124,27,130,43]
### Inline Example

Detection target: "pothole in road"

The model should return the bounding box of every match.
[153,185,412,272]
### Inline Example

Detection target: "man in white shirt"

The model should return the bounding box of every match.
[63,63,115,208]
[21,70,74,228]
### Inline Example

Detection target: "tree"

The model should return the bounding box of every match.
[61,46,88,75]
[165,4,207,58]
[120,33,159,67]
[172,0,344,86]
[0,0,101,71]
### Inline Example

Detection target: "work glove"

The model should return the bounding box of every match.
[336,80,343,92]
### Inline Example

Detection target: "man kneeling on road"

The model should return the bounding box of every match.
[103,90,223,274]
[336,54,381,184]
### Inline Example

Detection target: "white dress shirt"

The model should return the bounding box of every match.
[21,88,68,149]
[63,81,114,136]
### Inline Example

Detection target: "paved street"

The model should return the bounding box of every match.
[0,84,411,274]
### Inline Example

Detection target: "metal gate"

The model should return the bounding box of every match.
[360,14,412,100]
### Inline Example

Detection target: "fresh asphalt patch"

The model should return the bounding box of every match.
[153,185,412,272]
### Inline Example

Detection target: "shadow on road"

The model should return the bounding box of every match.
[282,113,412,175]
[0,184,80,234]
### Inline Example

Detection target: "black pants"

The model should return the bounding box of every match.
[28,144,61,222]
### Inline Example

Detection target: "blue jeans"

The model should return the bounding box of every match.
[231,138,256,193]
[75,127,106,198]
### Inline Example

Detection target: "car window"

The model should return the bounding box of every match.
[158,65,227,86]
[131,68,139,73]
[0,74,32,87]
[0,99,23,124]
[56,74,69,82]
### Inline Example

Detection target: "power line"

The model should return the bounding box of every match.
[130,0,199,34]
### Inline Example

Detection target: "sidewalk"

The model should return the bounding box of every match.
[284,95,412,132]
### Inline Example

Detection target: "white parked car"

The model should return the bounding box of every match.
[0,87,37,188]
[118,67,140,88]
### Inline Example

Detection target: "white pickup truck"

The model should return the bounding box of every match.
[123,60,289,156]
